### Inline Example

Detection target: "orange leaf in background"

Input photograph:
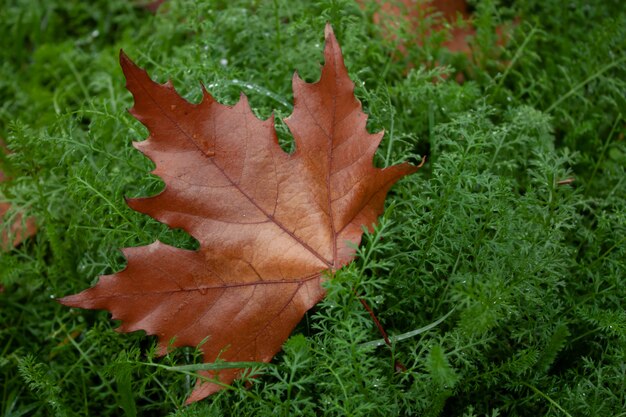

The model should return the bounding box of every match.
[60,24,417,403]
[0,140,36,250]
[366,0,515,80]
[369,0,474,55]
[139,0,165,13]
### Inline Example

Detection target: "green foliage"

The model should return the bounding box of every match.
[1,0,625,416]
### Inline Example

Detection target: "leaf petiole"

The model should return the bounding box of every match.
[360,308,455,349]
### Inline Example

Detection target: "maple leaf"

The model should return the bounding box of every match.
[60,24,417,403]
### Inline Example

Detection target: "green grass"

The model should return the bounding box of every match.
[1,0,625,415]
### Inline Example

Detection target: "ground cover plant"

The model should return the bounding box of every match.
[1,0,625,416]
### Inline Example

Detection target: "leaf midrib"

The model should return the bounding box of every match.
[129,68,334,270]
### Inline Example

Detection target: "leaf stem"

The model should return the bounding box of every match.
[357,295,392,348]
[360,308,455,349]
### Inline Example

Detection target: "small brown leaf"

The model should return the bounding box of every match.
[0,140,36,250]
[60,24,417,403]
[139,0,165,13]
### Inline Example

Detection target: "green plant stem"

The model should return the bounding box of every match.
[492,26,538,98]
[520,381,573,417]
[546,56,626,113]
[585,115,622,193]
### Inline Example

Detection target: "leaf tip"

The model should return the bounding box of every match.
[124,196,142,212]
[119,49,133,71]
[57,292,85,309]
[323,23,342,57]
[119,49,143,89]
[324,22,335,40]
[56,294,72,307]
[185,380,225,404]
[323,23,339,53]
[320,23,348,83]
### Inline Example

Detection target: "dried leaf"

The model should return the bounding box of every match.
[60,24,416,403]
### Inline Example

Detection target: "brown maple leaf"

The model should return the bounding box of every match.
[60,24,416,403]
